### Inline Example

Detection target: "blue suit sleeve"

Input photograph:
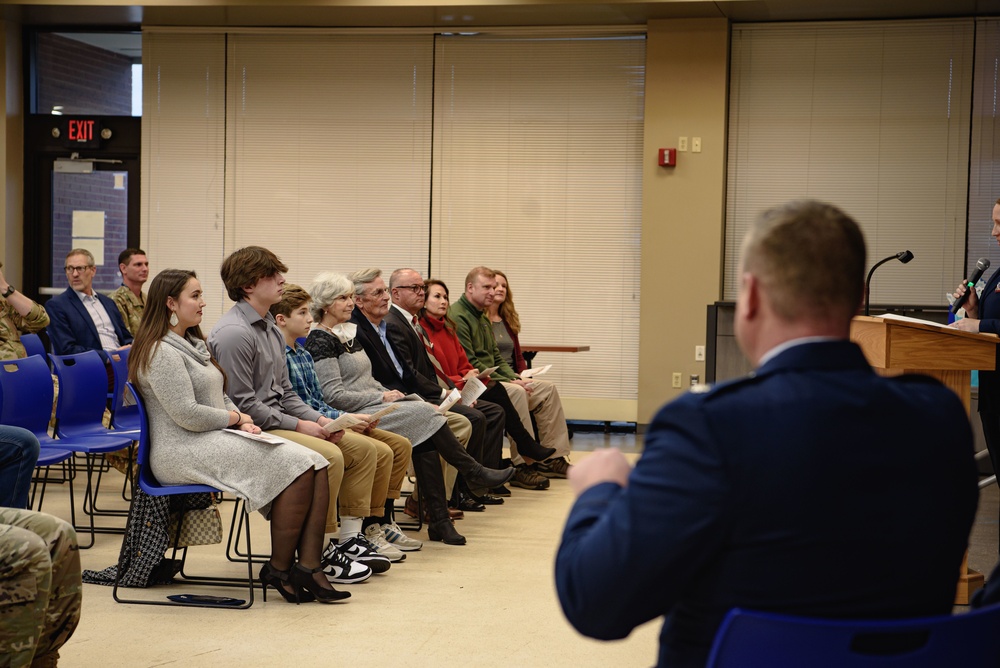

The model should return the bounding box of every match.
[979,319,1000,335]
[555,397,728,640]
[45,296,91,355]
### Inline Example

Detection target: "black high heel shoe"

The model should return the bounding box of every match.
[288,563,351,603]
[259,561,314,604]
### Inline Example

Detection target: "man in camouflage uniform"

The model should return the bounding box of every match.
[109,248,148,336]
[0,263,49,361]
[0,508,81,668]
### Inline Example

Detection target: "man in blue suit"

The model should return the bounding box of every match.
[555,200,980,667]
[46,248,132,355]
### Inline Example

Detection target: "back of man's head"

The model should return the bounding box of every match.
[220,246,288,302]
[741,200,866,327]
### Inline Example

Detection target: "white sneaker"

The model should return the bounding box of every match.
[382,521,423,551]
[364,524,406,562]
[321,539,372,584]
[339,535,391,574]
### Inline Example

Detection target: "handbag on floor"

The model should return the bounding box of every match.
[168,500,223,547]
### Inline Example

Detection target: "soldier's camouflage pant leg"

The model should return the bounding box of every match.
[0,508,81,668]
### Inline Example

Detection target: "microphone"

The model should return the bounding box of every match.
[864,251,915,317]
[950,257,991,316]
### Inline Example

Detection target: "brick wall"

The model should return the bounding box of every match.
[50,172,129,292]
[36,33,132,115]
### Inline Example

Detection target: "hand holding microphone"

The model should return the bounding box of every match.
[951,257,991,316]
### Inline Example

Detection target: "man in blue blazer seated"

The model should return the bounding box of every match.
[46,248,133,355]
[555,200,980,668]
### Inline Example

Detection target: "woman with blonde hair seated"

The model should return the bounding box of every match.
[486,269,572,478]
[130,268,348,603]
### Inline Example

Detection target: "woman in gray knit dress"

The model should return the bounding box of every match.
[130,269,348,603]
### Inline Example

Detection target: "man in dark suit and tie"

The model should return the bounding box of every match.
[555,200,980,668]
[46,248,132,355]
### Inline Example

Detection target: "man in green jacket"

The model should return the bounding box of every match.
[449,266,571,480]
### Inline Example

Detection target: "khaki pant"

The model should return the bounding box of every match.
[0,508,81,668]
[502,379,571,461]
[367,428,411,503]
[355,428,412,517]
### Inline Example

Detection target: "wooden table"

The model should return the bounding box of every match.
[521,344,590,367]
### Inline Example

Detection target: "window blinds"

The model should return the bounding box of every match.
[142,30,644,410]
[430,34,645,402]
[141,33,227,323]
[968,19,1000,274]
[726,20,973,306]
[224,34,434,294]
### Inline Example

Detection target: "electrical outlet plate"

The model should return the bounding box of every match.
[695,345,705,362]
[678,136,688,152]
[692,137,702,153]
[672,372,682,388]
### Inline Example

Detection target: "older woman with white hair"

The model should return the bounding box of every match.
[304,271,508,546]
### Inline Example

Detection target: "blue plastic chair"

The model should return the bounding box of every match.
[706,605,1000,667]
[49,351,140,442]
[20,332,48,360]
[30,447,74,511]
[112,383,255,609]
[107,348,140,432]
[0,355,124,545]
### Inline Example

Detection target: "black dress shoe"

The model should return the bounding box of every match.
[470,492,504,505]
[455,494,486,512]
[490,484,512,497]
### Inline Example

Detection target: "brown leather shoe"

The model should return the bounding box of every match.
[510,463,550,490]
[403,495,420,519]
[404,494,465,521]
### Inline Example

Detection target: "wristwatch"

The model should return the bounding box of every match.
[0,285,13,298]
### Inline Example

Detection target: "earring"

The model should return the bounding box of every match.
[169,311,179,327]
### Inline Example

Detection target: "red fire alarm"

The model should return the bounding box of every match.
[658,148,676,167]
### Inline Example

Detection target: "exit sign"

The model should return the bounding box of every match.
[62,119,102,149]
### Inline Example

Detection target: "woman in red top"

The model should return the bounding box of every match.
[420,279,556,467]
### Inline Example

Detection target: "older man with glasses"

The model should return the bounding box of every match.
[45,248,133,356]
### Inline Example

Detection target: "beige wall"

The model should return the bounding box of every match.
[0,20,23,285]
[638,19,729,423]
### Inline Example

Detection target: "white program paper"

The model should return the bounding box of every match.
[226,429,286,445]
[437,388,462,413]
[323,413,366,433]
[520,364,552,379]
[461,376,487,406]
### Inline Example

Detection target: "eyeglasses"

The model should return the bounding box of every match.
[361,288,389,299]
[65,265,94,274]
[396,284,426,294]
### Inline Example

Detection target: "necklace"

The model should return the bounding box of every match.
[318,320,355,347]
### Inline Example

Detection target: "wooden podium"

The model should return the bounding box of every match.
[851,315,999,604]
